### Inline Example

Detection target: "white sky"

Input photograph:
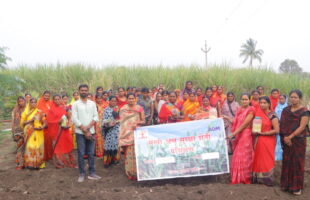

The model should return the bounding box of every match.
[1,0,309,72]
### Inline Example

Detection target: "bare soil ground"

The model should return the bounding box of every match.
[0,123,309,200]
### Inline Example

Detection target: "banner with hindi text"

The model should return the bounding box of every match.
[134,118,229,181]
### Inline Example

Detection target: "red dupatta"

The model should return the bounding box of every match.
[117,97,127,108]
[102,100,109,109]
[46,102,66,140]
[210,91,221,107]
[37,96,52,115]
[197,95,203,105]
[255,108,274,133]
[253,108,276,172]
[158,102,183,123]
[251,100,260,112]
[269,95,279,111]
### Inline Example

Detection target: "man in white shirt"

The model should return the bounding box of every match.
[72,84,101,182]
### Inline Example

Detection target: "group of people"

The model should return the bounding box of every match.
[11,82,309,195]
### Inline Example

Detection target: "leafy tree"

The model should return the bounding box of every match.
[0,47,12,70]
[279,59,302,74]
[0,73,24,121]
[239,38,264,67]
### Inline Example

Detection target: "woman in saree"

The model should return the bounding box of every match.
[87,93,94,101]
[25,93,31,103]
[252,96,279,186]
[274,94,288,161]
[256,86,266,97]
[24,93,31,110]
[94,93,106,157]
[70,91,79,105]
[280,90,309,196]
[175,89,182,104]
[47,95,76,168]
[250,90,260,112]
[194,96,211,120]
[179,91,189,106]
[182,92,200,121]
[157,88,164,96]
[269,88,280,111]
[11,96,26,169]
[221,92,240,154]
[46,95,65,159]
[151,87,158,100]
[227,93,255,184]
[55,112,76,168]
[182,81,195,96]
[158,91,184,123]
[102,91,110,108]
[103,96,120,167]
[37,90,53,161]
[196,88,203,105]
[117,87,127,108]
[210,85,221,108]
[61,94,70,109]
[162,90,169,101]
[37,90,52,115]
[119,93,145,180]
[20,98,46,169]
[217,86,226,105]
[70,92,79,149]
[205,87,213,99]
[96,86,104,95]
[157,91,168,117]
[152,92,162,125]
[108,89,113,98]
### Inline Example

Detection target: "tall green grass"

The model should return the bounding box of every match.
[4,63,310,101]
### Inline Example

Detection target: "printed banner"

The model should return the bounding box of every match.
[134,118,229,181]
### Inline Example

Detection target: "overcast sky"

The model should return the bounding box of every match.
[1,0,309,72]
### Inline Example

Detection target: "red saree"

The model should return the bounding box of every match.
[230,106,255,184]
[46,102,64,161]
[53,125,76,168]
[38,97,53,161]
[47,102,75,168]
[158,102,183,123]
[252,109,277,185]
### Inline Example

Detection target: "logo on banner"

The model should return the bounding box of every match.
[137,129,148,140]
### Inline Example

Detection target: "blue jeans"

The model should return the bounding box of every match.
[75,133,96,175]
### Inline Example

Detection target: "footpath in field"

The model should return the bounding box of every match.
[0,131,309,200]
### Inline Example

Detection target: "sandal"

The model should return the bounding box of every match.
[293,190,302,196]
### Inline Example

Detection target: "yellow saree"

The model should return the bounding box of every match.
[182,100,200,121]
[21,108,45,169]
